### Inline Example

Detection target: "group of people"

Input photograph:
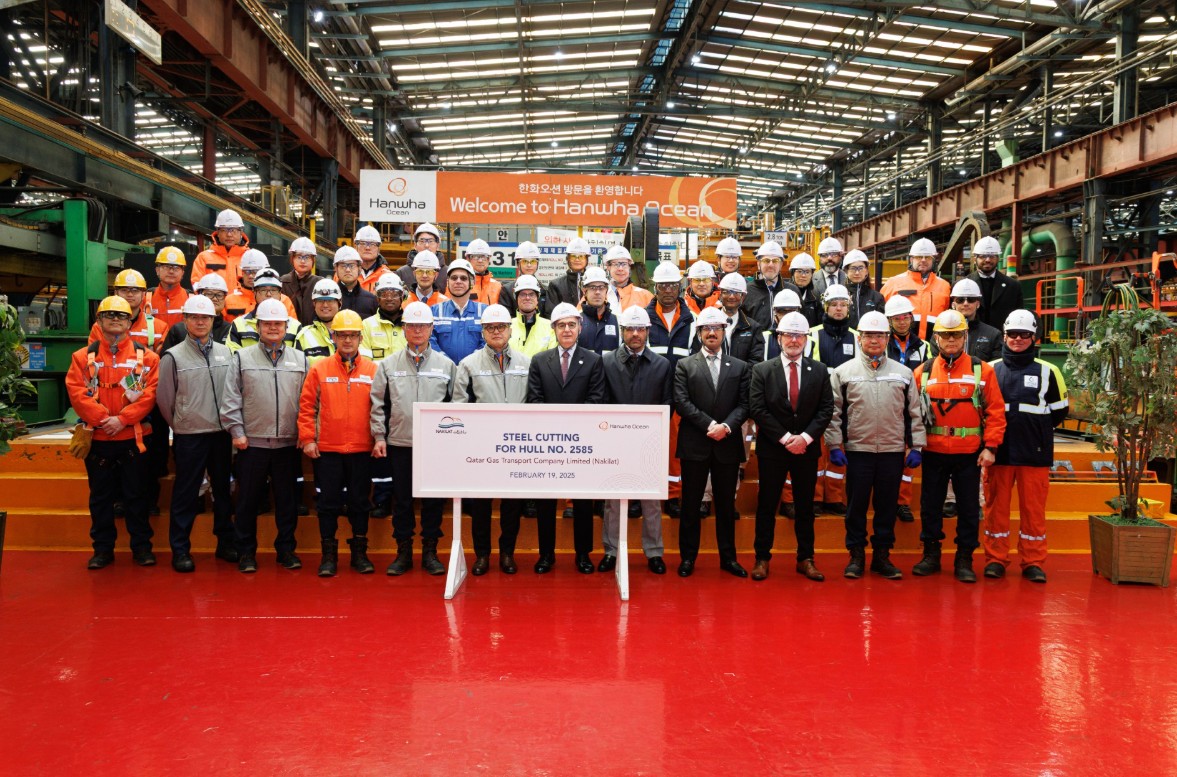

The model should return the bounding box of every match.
[66,210,1068,585]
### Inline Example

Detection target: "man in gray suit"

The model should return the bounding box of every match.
[813,236,849,297]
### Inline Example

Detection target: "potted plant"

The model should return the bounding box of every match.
[1066,284,1177,585]
[1,295,37,571]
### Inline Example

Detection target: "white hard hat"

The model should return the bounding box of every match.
[196,274,228,293]
[653,262,684,283]
[776,311,811,334]
[513,274,541,294]
[1004,309,1038,333]
[312,279,342,301]
[696,307,728,327]
[687,260,716,280]
[355,225,382,244]
[414,222,440,239]
[465,238,491,255]
[240,249,270,272]
[549,302,581,323]
[773,289,802,309]
[566,237,591,255]
[333,245,361,265]
[182,295,216,316]
[951,278,983,298]
[374,273,405,293]
[909,237,938,256]
[253,268,282,289]
[822,284,850,304]
[817,236,844,255]
[254,298,288,322]
[447,258,475,277]
[480,304,512,326]
[718,273,747,293]
[789,252,816,271]
[604,245,632,264]
[401,301,434,324]
[842,249,869,269]
[411,250,440,270]
[618,306,652,328]
[857,311,889,334]
[288,237,316,255]
[215,209,244,229]
[716,237,742,256]
[884,296,914,317]
[515,241,541,260]
[755,241,785,259]
[973,236,1002,256]
[581,266,609,286]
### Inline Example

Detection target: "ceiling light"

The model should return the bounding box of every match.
[551,141,558,147]
[632,166,639,172]
[886,111,896,121]
[666,101,675,108]
[691,55,701,65]
[1054,130,1064,137]
[555,50,564,59]
[959,169,967,176]
[312,10,324,23]
[825,62,837,74]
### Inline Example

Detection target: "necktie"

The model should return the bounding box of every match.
[708,353,720,388]
[495,352,505,372]
[789,360,800,411]
[561,349,570,384]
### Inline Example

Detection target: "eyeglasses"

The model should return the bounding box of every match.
[414,269,437,276]
[699,325,726,333]
[780,333,808,341]
[292,253,316,262]
[99,312,131,321]
[1006,331,1034,340]
[218,227,242,234]
[415,236,439,245]
[334,332,362,340]
[335,262,360,271]
[937,332,966,340]
[792,269,813,275]
[354,240,380,249]
[202,292,226,301]
[818,252,842,258]
[953,297,980,304]
[860,333,888,341]
[483,324,509,334]
[376,290,404,298]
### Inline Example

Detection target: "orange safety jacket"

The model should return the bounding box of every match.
[297,352,378,454]
[88,309,168,354]
[65,337,159,448]
[880,270,951,341]
[409,288,447,306]
[913,354,1006,455]
[148,285,190,329]
[353,261,390,293]
[191,235,249,295]
[471,272,502,305]
[684,291,720,316]
[224,287,298,323]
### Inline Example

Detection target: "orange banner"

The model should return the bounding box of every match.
[435,172,736,230]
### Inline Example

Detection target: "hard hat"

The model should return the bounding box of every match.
[549,302,581,323]
[856,311,889,334]
[333,245,361,266]
[884,296,915,317]
[973,236,1002,256]
[515,241,541,260]
[1003,309,1038,333]
[196,273,228,293]
[909,237,938,256]
[513,274,541,295]
[716,237,742,256]
[933,309,968,333]
[688,260,716,280]
[312,279,342,301]
[288,237,316,255]
[411,250,441,270]
[240,249,270,272]
[696,307,728,327]
[480,304,512,326]
[618,305,652,328]
[114,268,147,289]
[817,236,844,255]
[604,245,632,264]
[755,241,785,259]
[581,267,609,287]
[822,284,850,304]
[842,249,869,269]
[97,296,133,316]
[215,209,244,229]
[254,298,288,322]
[776,311,811,335]
[773,289,802,309]
[374,273,405,293]
[465,238,491,256]
[789,252,816,271]
[653,262,684,283]
[401,301,434,325]
[181,295,215,317]
[414,222,441,239]
[446,258,475,277]
[330,309,364,332]
[354,225,381,244]
[951,278,982,299]
[566,237,591,255]
[253,268,282,289]
[155,246,187,266]
[718,273,747,293]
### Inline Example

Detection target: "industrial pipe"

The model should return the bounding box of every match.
[1021,223,1078,338]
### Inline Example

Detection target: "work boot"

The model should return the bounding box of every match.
[386,539,413,576]
[318,539,339,577]
[912,541,942,576]
[421,538,446,576]
[348,537,374,574]
[870,549,903,580]
[664,498,680,518]
[824,502,847,517]
[843,547,866,579]
[896,504,914,523]
[954,550,977,583]
[1022,565,1047,583]
[984,562,1005,579]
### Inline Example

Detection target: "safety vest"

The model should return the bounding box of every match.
[361,313,407,360]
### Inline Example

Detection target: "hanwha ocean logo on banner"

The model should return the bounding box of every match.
[359,170,438,221]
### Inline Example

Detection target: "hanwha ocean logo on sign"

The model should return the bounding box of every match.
[386,177,408,196]
[360,170,437,222]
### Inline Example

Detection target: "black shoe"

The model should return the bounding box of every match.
[534,554,555,574]
[779,501,796,519]
[471,556,490,576]
[897,504,915,523]
[562,506,574,519]
[664,498,680,518]
[171,553,195,573]
[597,554,617,573]
[370,503,391,519]
[575,554,595,574]
[1022,565,1047,583]
[700,501,712,517]
[523,500,538,518]
[133,549,157,567]
[297,502,310,517]
[912,541,942,576]
[500,553,517,574]
[420,540,446,576]
[87,552,115,570]
[870,550,903,580]
[954,552,976,583]
[720,559,749,578]
[942,501,958,517]
[984,562,1005,579]
[627,502,642,518]
[824,502,847,517]
[648,556,666,575]
[677,558,695,577]
[214,544,240,563]
[277,552,302,570]
[238,555,258,573]
[844,548,866,579]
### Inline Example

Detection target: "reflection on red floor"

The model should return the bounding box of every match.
[2,550,1176,775]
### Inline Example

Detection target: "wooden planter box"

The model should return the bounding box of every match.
[1089,514,1176,586]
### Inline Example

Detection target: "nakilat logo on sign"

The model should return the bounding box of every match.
[437,416,465,430]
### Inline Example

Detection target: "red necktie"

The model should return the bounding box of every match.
[789,361,799,411]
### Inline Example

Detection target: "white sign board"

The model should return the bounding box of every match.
[359,169,437,222]
[105,0,162,65]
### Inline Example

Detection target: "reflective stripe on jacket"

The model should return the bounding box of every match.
[913,355,1006,454]
[453,347,531,404]
[219,343,307,447]
[157,337,232,434]
[991,353,1068,467]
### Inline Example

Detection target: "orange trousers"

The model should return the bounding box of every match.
[898,465,916,506]
[983,464,1049,568]
[667,413,681,500]
[815,448,846,506]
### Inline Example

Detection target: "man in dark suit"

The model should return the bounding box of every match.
[967,235,1021,331]
[749,311,835,581]
[526,302,607,574]
[673,306,752,578]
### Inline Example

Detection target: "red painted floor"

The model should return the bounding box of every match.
[2,550,1176,775]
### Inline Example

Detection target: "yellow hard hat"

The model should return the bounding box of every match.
[97,296,133,316]
[114,268,147,289]
[330,309,364,332]
[155,246,187,266]
[933,309,969,333]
